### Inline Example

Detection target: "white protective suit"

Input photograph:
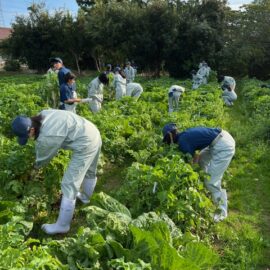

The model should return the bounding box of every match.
[192,73,204,89]
[113,73,126,100]
[192,64,211,89]
[221,76,237,106]
[124,66,135,84]
[126,83,143,99]
[88,77,104,113]
[197,65,210,85]
[35,109,102,200]
[199,130,235,221]
[168,85,185,112]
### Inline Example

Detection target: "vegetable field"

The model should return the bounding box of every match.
[0,74,269,269]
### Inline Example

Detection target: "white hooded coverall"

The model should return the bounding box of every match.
[126,83,143,99]
[168,85,185,112]
[113,73,126,100]
[35,109,102,200]
[221,76,237,106]
[88,77,104,113]
[124,66,135,84]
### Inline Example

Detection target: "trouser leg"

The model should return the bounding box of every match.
[206,132,235,218]
[168,96,174,112]
[61,138,102,200]
[90,99,102,113]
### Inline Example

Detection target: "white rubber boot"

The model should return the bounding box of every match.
[213,189,228,222]
[77,177,97,204]
[42,197,76,234]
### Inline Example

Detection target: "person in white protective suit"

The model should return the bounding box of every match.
[198,60,207,69]
[162,123,235,222]
[168,85,185,113]
[218,75,237,106]
[11,110,102,234]
[124,61,135,84]
[192,62,211,89]
[113,67,127,100]
[192,72,204,89]
[126,82,143,100]
[87,72,109,113]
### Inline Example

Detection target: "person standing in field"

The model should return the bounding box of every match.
[50,57,71,87]
[168,85,185,113]
[126,82,143,100]
[218,75,237,106]
[124,61,135,84]
[113,67,127,100]
[11,109,102,234]
[59,72,81,113]
[87,72,109,113]
[191,70,204,90]
[196,62,211,85]
[162,123,235,222]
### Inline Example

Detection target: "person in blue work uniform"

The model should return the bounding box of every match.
[50,57,71,87]
[11,110,102,234]
[59,72,81,113]
[162,123,235,222]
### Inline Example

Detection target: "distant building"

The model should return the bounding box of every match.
[0,27,12,67]
[0,27,11,41]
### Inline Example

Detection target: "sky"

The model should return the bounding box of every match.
[1,0,253,28]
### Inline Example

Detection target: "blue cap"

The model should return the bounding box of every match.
[50,57,63,64]
[11,116,32,145]
[162,123,177,141]
[114,67,121,72]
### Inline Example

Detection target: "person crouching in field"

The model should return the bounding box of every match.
[87,73,109,113]
[11,110,102,234]
[162,123,235,222]
[218,75,237,106]
[168,85,185,113]
[126,82,143,100]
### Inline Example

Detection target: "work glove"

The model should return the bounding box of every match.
[80,98,92,103]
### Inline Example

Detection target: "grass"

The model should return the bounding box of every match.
[213,82,270,269]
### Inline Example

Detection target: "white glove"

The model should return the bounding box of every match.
[81,98,92,103]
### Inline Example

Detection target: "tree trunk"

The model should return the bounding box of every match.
[71,51,81,75]
[94,56,101,72]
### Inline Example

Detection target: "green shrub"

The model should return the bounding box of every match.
[4,60,21,71]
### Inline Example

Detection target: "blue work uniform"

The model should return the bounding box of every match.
[177,127,221,156]
[59,83,77,113]
[177,127,235,218]
[58,66,71,86]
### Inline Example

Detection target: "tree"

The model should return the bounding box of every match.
[165,0,227,78]
[1,3,66,72]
